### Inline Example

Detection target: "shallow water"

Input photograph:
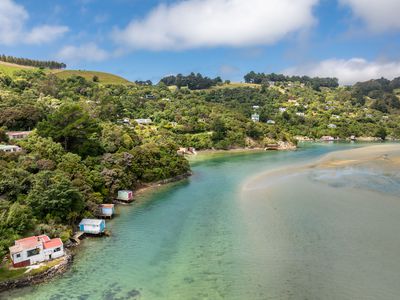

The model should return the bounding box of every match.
[3,143,400,300]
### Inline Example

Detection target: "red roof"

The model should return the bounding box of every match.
[43,238,63,249]
[101,204,115,208]
[6,131,31,136]
[38,235,50,242]
[15,236,41,249]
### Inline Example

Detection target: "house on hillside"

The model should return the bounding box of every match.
[279,107,287,113]
[0,145,22,153]
[296,112,305,117]
[79,219,106,234]
[251,113,260,122]
[9,235,64,268]
[135,118,152,125]
[6,131,32,140]
[267,120,276,124]
[328,124,337,129]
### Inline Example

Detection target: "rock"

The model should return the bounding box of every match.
[0,253,73,293]
[277,141,297,150]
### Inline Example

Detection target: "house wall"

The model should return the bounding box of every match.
[82,223,104,234]
[118,191,133,201]
[102,207,114,216]
[44,246,64,260]
[12,244,45,266]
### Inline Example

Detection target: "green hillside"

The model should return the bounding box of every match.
[0,62,34,76]
[0,62,131,85]
[54,70,131,85]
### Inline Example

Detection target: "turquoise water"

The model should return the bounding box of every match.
[3,143,400,300]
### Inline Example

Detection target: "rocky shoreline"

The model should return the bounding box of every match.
[0,171,192,295]
[0,253,73,293]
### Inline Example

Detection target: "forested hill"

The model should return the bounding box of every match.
[0,54,66,69]
[0,67,400,259]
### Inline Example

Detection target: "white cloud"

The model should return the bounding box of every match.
[0,0,68,45]
[114,0,319,51]
[283,58,400,85]
[26,25,69,45]
[340,0,400,32]
[57,43,109,62]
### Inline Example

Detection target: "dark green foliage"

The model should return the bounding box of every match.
[244,71,339,90]
[0,54,66,69]
[37,103,102,157]
[160,73,222,89]
[27,172,84,222]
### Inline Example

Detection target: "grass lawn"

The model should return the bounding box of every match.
[0,265,27,282]
[54,70,132,85]
[0,63,34,76]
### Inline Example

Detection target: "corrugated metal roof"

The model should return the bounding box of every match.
[43,238,63,249]
[79,219,104,226]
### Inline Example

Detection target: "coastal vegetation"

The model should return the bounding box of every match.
[0,63,400,263]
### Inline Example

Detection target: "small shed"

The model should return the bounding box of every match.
[100,204,115,218]
[117,190,133,202]
[79,219,105,234]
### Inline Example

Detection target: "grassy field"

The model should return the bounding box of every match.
[54,70,132,85]
[0,62,33,76]
[0,265,27,282]
[0,62,131,85]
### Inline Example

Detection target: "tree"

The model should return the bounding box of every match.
[375,127,387,140]
[37,104,102,157]
[27,172,84,221]
[0,127,9,143]
[6,203,34,233]
[211,118,227,141]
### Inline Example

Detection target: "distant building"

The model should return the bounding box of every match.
[252,105,260,110]
[100,204,115,218]
[79,219,106,234]
[122,118,130,125]
[117,190,134,202]
[6,131,32,140]
[135,119,153,125]
[279,107,287,113]
[267,120,276,124]
[0,145,21,153]
[331,115,340,119]
[9,235,64,268]
[320,136,335,141]
[328,124,337,129]
[295,112,305,117]
[145,94,156,99]
[251,113,260,122]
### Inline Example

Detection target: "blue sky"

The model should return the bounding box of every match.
[1,0,400,84]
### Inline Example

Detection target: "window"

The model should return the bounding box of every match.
[54,247,61,252]
[15,253,21,258]
[27,248,40,257]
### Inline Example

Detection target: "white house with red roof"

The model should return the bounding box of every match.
[9,235,64,268]
[6,131,32,140]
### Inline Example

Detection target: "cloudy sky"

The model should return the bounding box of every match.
[2,0,400,84]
